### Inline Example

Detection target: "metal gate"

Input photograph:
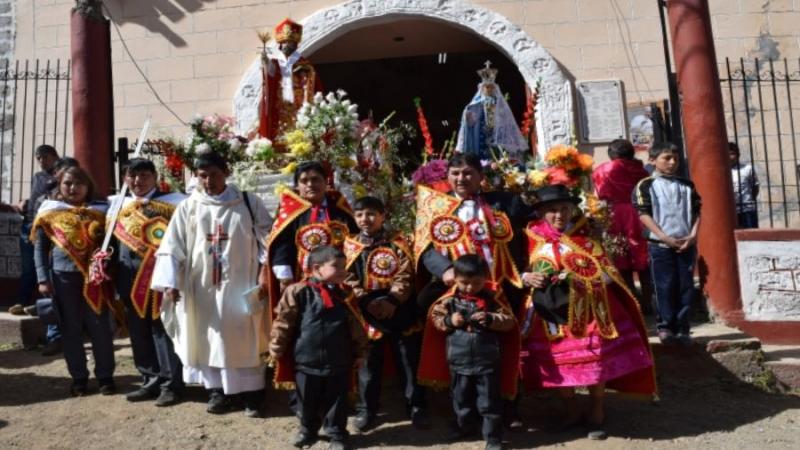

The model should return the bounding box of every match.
[721,57,800,228]
[0,59,71,204]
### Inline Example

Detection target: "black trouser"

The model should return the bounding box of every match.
[53,271,115,382]
[119,266,184,393]
[451,371,502,444]
[295,370,350,441]
[357,331,426,417]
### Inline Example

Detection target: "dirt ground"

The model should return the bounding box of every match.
[1,338,799,450]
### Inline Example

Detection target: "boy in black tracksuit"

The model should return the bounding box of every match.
[343,196,430,431]
[270,246,368,450]
[429,255,515,450]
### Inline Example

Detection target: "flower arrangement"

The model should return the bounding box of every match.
[184,114,248,166]
[287,90,360,168]
[413,97,434,156]
[482,150,527,193]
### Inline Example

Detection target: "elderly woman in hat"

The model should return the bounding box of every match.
[518,184,656,440]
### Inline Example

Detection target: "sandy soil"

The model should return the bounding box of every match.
[1,339,798,450]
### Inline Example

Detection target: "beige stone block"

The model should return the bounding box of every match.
[142,14,195,37]
[112,21,150,41]
[34,26,60,49]
[484,2,526,23]
[240,7,288,29]
[35,4,71,27]
[548,46,583,71]
[172,78,219,103]
[713,38,748,62]
[742,0,794,13]
[634,41,669,67]
[121,37,173,61]
[218,75,248,100]
[290,0,346,19]
[217,29,264,55]
[215,0,266,8]
[146,56,195,81]
[115,105,150,130]
[31,47,70,62]
[522,23,556,49]
[194,7,242,32]
[168,32,219,57]
[123,82,171,107]
[194,53,245,78]
[195,100,236,116]
[112,61,147,85]
[713,13,765,39]
[709,0,741,15]
[523,0,578,24]
[149,101,197,129]
[767,12,800,36]
[630,0,661,19]
[578,0,621,21]
[554,20,610,46]
[582,44,630,69]
[608,17,661,45]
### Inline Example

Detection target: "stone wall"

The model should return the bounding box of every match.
[0,0,14,204]
[736,231,800,321]
[0,211,21,279]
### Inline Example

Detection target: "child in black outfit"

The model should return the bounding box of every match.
[343,196,430,431]
[270,246,368,450]
[421,254,518,450]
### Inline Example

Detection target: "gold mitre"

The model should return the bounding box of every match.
[275,18,303,44]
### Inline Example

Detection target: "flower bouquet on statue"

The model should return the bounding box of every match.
[481,148,527,193]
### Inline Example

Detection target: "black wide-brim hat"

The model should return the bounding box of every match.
[530,184,582,207]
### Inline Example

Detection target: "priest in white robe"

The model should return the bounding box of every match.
[151,151,272,417]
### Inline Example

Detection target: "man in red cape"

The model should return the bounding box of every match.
[258,18,322,146]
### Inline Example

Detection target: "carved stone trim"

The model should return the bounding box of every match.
[232,0,574,151]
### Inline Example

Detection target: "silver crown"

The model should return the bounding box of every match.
[477,60,498,84]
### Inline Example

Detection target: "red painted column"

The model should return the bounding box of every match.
[667,0,743,322]
[70,5,114,197]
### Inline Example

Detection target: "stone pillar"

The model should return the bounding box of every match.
[70,1,114,197]
[667,0,743,322]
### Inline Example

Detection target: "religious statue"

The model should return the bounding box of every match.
[455,61,527,160]
[258,18,322,147]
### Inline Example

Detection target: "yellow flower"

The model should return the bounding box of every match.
[289,142,312,158]
[284,129,307,146]
[281,161,298,175]
[336,157,356,169]
[527,169,550,188]
[352,184,367,198]
[273,182,289,195]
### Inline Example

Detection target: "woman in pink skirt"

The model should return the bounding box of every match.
[519,184,656,440]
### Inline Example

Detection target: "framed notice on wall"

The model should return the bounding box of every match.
[576,80,627,144]
[627,100,668,152]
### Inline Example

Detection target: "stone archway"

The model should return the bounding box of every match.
[233,0,574,151]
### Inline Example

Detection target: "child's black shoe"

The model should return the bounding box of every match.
[98,378,116,396]
[70,379,88,397]
[354,412,376,432]
[291,432,318,448]
[206,389,229,414]
[410,407,432,430]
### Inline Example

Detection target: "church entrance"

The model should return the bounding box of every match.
[306,18,528,163]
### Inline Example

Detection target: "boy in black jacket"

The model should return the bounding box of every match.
[270,246,368,450]
[423,255,517,450]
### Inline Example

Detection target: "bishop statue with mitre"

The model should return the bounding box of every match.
[258,18,322,146]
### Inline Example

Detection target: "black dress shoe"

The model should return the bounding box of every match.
[327,440,348,450]
[155,389,180,407]
[206,389,230,414]
[126,387,157,402]
[243,390,264,418]
[41,340,62,356]
[485,442,504,450]
[410,407,432,430]
[98,379,116,396]
[291,432,318,448]
[354,412,376,432]
[70,380,88,397]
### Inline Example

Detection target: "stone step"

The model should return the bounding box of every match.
[763,344,800,390]
[0,311,43,348]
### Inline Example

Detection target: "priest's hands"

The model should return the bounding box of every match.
[441,268,456,286]
[165,288,181,303]
[38,282,53,297]
[522,272,547,289]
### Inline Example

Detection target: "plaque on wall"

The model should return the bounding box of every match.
[576,80,627,144]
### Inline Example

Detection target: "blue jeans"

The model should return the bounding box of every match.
[649,244,696,334]
[737,210,758,229]
[20,224,61,343]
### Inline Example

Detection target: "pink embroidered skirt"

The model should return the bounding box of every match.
[521,291,652,388]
